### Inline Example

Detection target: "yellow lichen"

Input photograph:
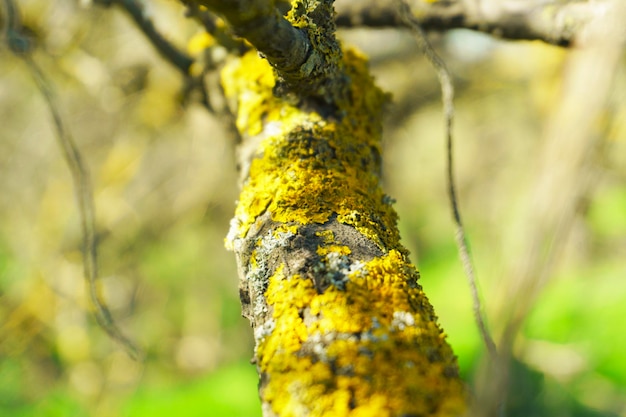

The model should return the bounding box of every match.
[258,251,466,417]
[221,47,398,250]
[249,249,258,270]
[315,230,335,244]
[274,224,299,237]
[316,245,351,256]
[235,150,463,405]
[222,4,465,414]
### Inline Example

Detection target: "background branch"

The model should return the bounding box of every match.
[2,0,142,360]
[96,0,194,75]
[336,0,599,46]
[396,0,497,362]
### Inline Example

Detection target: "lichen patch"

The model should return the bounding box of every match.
[256,250,466,416]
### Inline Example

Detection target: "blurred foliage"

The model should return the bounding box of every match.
[1,1,625,416]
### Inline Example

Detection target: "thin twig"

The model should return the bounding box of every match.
[108,0,194,75]
[182,1,247,54]
[396,0,497,359]
[2,0,142,361]
[95,0,215,111]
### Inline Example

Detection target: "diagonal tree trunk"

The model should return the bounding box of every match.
[197,0,467,415]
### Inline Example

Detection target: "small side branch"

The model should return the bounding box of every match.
[195,0,309,73]
[396,0,497,360]
[194,0,346,103]
[95,0,194,75]
[182,2,247,54]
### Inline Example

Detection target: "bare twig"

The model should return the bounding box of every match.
[182,1,247,54]
[2,0,142,361]
[396,0,498,360]
[96,0,219,110]
[96,0,194,75]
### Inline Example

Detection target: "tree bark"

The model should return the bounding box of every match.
[198,0,467,415]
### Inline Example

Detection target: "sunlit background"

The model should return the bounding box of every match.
[1,1,625,416]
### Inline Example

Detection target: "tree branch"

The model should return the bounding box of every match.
[472,1,626,414]
[201,1,467,415]
[335,0,599,47]
[193,0,346,103]
[195,0,309,71]
[182,2,247,54]
[96,0,194,75]
[222,48,466,416]
[2,0,142,360]
[395,0,497,362]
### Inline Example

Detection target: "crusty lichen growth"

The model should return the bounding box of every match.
[260,251,465,417]
[280,0,347,103]
[222,2,466,415]
[223,47,396,251]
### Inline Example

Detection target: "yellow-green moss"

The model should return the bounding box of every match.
[259,251,466,417]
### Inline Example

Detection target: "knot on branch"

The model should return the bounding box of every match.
[270,0,348,106]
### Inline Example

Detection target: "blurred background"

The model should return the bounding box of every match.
[1,1,625,416]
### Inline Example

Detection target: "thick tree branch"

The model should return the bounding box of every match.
[194,0,308,73]
[193,0,346,103]
[335,0,599,47]
[222,48,466,416]
[202,1,467,415]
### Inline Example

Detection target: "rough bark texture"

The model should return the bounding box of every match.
[196,0,309,72]
[222,47,466,417]
[198,0,346,103]
[206,1,468,415]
